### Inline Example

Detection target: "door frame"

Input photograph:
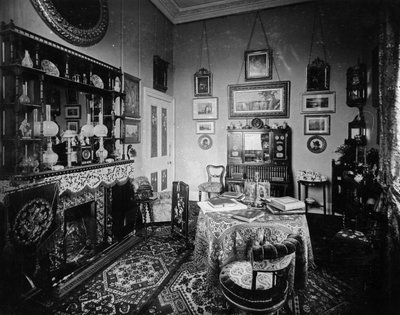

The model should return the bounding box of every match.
[142,87,176,189]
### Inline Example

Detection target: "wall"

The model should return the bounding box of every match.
[0,0,174,176]
[173,1,379,204]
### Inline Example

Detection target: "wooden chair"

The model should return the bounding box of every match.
[198,164,225,201]
[219,234,301,314]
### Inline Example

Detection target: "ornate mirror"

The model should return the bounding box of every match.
[30,0,109,47]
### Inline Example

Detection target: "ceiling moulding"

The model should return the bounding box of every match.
[150,0,312,24]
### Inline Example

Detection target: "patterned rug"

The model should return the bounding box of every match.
[142,255,356,315]
[51,227,192,315]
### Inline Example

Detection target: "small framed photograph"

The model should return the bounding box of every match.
[193,97,218,120]
[123,73,141,118]
[245,49,273,81]
[196,121,215,134]
[307,135,327,154]
[66,121,79,132]
[65,105,81,119]
[198,134,212,150]
[228,81,290,118]
[123,118,140,144]
[302,91,336,113]
[194,68,212,96]
[304,115,330,135]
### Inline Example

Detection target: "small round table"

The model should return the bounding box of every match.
[297,179,328,215]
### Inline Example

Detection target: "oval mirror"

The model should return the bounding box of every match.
[30,0,109,47]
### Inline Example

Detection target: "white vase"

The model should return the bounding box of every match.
[43,141,58,168]
[21,50,33,68]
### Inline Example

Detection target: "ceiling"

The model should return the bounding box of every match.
[150,0,313,24]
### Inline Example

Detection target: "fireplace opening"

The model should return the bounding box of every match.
[64,201,97,265]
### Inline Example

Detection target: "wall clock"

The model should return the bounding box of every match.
[307,135,327,154]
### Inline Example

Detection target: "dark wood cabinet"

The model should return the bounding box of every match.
[225,127,293,197]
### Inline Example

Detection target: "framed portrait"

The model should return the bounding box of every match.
[304,115,330,135]
[306,57,330,91]
[123,73,141,118]
[193,97,218,120]
[123,118,140,144]
[196,121,215,134]
[198,134,212,150]
[66,121,79,132]
[228,81,290,118]
[194,68,212,96]
[65,105,81,119]
[245,49,273,81]
[153,55,169,92]
[302,91,336,113]
[307,135,327,154]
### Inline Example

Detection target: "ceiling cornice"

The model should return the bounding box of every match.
[150,0,312,24]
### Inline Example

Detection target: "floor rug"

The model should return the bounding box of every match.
[51,227,191,315]
[142,255,355,315]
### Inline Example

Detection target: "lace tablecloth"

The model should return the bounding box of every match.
[193,207,314,290]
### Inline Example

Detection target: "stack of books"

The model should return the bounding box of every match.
[267,196,305,214]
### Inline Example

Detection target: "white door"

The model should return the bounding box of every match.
[143,87,175,193]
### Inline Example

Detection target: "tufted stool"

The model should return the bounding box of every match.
[219,234,301,314]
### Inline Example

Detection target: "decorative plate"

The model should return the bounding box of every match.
[307,135,327,154]
[198,134,212,150]
[41,59,60,77]
[251,118,264,129]
[90,74,104,89]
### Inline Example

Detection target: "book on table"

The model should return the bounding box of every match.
[270,196,305,211]
[231,209,265,222]
[220,191,245,200]
[207,196,239,208]
[266,204,305,215]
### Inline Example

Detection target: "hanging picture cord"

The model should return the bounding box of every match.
[236,11,280,83]
[308,4,328,65]
[199,21,211,71]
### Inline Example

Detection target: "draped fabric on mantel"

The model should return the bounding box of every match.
[377,3,400,310]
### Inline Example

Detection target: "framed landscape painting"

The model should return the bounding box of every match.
[228,81,290,118]
[193,97,218,120]
[304,115,330,135]
[302,91,335,113]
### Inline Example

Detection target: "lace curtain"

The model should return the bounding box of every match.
[377,3,400,308]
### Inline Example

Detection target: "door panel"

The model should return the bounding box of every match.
[143,88,175,192]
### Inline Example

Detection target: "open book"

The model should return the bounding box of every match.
[231,209,264,222]
[270,196,305,211]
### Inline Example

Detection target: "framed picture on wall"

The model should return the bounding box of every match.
[66,121,79,132]
[302,91,336,113]
[228,81,290,118]
[153,55,169,92]
[245,49,273,81]
[123,73,141,118]
[123,118,141,144]
[65,105,81,119]
[193,97,218,119]
[196,121,215,134]
[304,115,330,135]
[194,68,212,96]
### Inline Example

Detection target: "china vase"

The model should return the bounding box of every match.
[21,50,33,68]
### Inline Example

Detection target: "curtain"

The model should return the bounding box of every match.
[377,3,400,311]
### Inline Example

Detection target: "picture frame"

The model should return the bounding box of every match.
[306,57,330,91]
[196,121,215,134]
[123,118,141,144]
[198,134,212,150]
[123,73,141,118]
[193,97,218,120]
[65,105,81,119]
[153,55,169,92]
[304,115,330,135]
[194,68,212,96]
[66,121,79,132]
[302,91,336,113]
[307,135,327,154]
[245,49,273,81]
[228,81,290,118]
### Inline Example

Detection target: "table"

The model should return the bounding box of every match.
[297,179,328,215]
[193,203,314,291]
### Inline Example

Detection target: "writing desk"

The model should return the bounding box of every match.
[193,202,314,291]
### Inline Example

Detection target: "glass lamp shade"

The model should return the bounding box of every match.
[81,124,94,137]
[94,124,108,137]
[43,120,59,137]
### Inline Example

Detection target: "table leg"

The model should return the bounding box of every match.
[323,184,327,216]
[305,185,309,214]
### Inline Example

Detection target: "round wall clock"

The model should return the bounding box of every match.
[198,135,212,150]
[307,135,327,154]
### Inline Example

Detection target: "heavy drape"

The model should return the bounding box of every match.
[377,3,400,312]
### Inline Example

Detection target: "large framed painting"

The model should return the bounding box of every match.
[123,73,141,118]
[228,81,290,118]
[245,49,273,81]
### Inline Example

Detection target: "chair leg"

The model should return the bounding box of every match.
[199,191,202,201]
